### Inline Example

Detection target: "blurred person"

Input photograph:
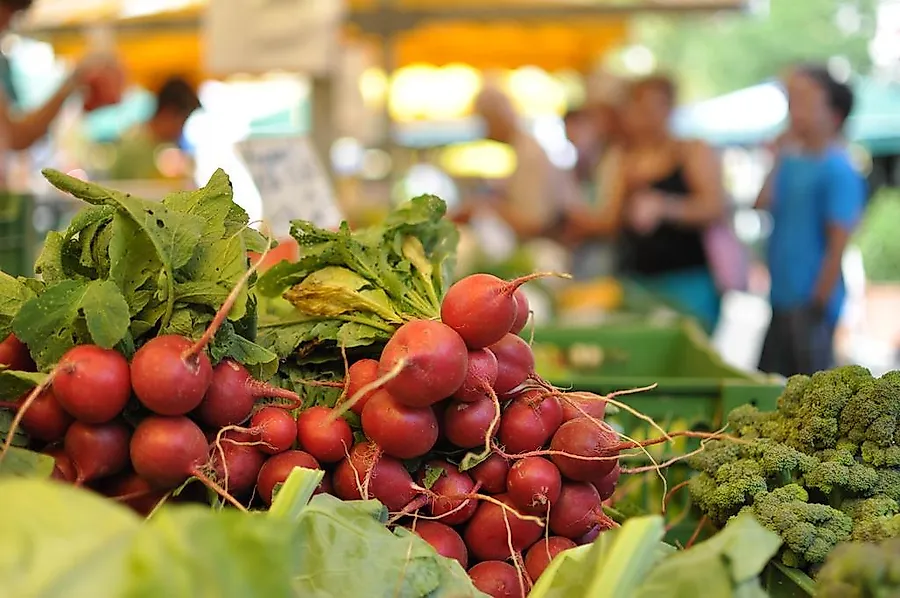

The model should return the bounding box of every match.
[108,76,200,180]
[757,65,865,377]
[462,84,580,241]
[565,75,726,331]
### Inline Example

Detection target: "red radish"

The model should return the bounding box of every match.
[578,526,602,545]
[64,420,130,485]
[507,457,562,515]
[44,446,76,482]
[594,464,621,501]
[489,334,535,395]
[471,453,511,494]
[378,320,468,408]
[19,389,73,443]
[256,450,322,505]
[130,335,213,416]
[53,345,131,424]
[550,418,619,481]
[524,537,576,580]
[332,442,416,511]
[452,348,499,403]
[211,432,267,496]
[468,561,526,598]
[560,395,607,423]
[421,460,478,525]
[196,360,301,428]
[103,472,168,516]
[498,393,562,454]
[250,407,296,455]
[410,521,469,569]
[510,290,530,335]
[319,472,334,496]
[345,359,380,415]
[296,406,354,463]
[130,416,209,489]
[443,396,499,449]
[463,494,543,561]
[441,273,546,350]
[0,334,35,371]
[361,391,438,459]
[548,482,609,539]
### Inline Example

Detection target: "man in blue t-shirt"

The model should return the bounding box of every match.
[757,66,866,377]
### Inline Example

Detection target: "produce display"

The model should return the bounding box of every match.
[687,365,900,576]
[816,536,900,597]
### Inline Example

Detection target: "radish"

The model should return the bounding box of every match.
[440,273,547,350]
[332,442,416,511]
[510,290,530,335]
[130,416,209,489]
[550,418,619,482]
[548,482,608,540]
[463,494,543,561]
[64,420,130,485]
[467,561,526,598]
[560,395,606,423]
[421,460,478,525]
[103,472,168,516]
[344,359,380,415]
[17,389,73,443]
[211,431,267,496]
[256,450,322,505]
[296,406,354,463]
[498,393,562,455]
[409,521,469,569]
[443,396,499,450]
[507,457,562,515]
[578,526,602,545]
[594,464,621,501]
[489,334,535,395]
[52,345,131,424]
[378,320,468,408]
[470,453,511,494]
[452,348,499,403]
[361,391,438,459]
[250,407,296,455]
[196,360,301,428]
[0,334,35,371]
[44,446,76,482]
[524,537,576,581]
[129,255,265,417]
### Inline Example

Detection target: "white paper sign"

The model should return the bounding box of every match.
[205,0,345,76]
[236,136,343,237]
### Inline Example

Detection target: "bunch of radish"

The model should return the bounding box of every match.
[1,271,633,598]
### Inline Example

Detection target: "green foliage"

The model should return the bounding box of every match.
[0,469,482,598]
[634,0,878,99]
[855,189,900,284]
[816,537,900,597]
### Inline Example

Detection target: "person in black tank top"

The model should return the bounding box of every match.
[563,75,727,331]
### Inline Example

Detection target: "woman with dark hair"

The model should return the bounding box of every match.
[566,75,728,331]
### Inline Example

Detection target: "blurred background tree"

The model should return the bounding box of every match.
[634,0,879,100]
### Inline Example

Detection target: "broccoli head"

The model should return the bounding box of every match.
[874,468,900,503]
[777,374,811,417]
[840,377,900,448]
[747,438,818,484]
[804,448,880,497]
[688,459,767,526]
[726,404,778,439]
[861,442,900,468]
[746,484,853,567]
[816,537,900,598]
[686,438,742,476]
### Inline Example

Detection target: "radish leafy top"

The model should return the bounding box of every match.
[0,170,276,374]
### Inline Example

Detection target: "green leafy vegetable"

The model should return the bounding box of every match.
[0,272,37,338]
[0,447,55,479]
[0,368,47,400]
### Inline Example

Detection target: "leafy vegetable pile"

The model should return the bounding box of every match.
[687,365,900,574]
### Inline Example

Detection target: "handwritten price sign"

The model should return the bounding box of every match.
[237,136,343,237]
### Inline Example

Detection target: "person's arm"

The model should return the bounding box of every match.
[497,137,556,238]
[659,140,725,227]
[811,160,867,311]
[563,146,627,237]
[0,73,81,151]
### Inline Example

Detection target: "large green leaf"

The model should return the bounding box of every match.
[0,446,55,478]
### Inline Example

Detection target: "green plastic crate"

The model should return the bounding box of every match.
[0,193,36,277]
[531,320,784,544]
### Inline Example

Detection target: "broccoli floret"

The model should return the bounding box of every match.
[726,404,777,438]
[874,469,900,502]
[689,459,767,526]
[804,448,880,496]
[817,538,900,598]
[777,374,812,416]
[841,378,900,447]
[686,439,742,476]
[842,496,900,543]
[861,442,900,468]
[746,438,818,484]
[747,484,853,567]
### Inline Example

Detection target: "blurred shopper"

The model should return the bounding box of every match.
[567,75,727,331]
[466,84,579,241]
[108,76,200,180]
[757,66,865,377]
